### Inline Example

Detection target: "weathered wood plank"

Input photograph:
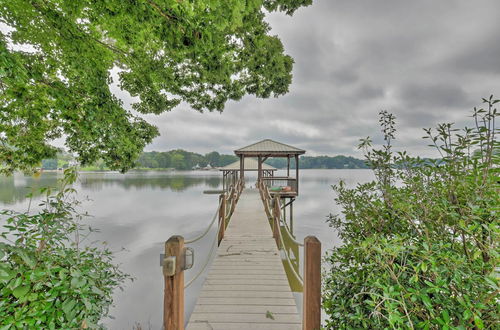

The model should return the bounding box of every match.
[189,313,301,323]
[200,290,294,298]
[203,278,289,286]
[206,274,286,280]
[187,323,301,330]
[201,284,291,291]
[192,304,298,314]
[195,297,297,306]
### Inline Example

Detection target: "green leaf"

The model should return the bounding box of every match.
[12,285,30,299]
[91,286,104,295]
[70,277,86,288]
[61,299,77,317]
[442,310,450,324]
[474,315,484,329]
[17,251,36,268]
[420,294,432,310]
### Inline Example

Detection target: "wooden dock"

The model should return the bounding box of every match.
[186,188,301,330]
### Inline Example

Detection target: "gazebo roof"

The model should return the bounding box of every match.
[220,158,277,171]
[234,139,305,156]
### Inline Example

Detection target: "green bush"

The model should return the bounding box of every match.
[323,96,499,329]
[0,169,128,329]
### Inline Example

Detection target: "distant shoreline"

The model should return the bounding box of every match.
[38,168,370,173]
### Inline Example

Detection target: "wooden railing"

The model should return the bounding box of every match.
[258,179,322,330]
[161,178,244,330]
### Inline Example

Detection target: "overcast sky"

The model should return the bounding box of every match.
[119,0,500,158]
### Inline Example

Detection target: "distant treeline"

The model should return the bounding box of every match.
[41,150,369,170]
[266,155,368,169]
[136,150,237,170]
[136,151,368,170]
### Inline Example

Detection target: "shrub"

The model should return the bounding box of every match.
[323,96,499,329]
[0,169,129,329]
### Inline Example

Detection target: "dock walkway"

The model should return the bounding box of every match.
[186,188,301,330]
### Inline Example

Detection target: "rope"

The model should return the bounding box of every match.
[184,198,223,244]
[184,181,242,288]
[184,217,220,288]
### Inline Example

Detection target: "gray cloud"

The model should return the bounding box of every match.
[398,83,471,109]
[112,0,500,158]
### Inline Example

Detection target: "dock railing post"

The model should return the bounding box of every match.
[163,236,185,330]
[218,193,226,245]
[273,196,280,244]
[303,236,321,330]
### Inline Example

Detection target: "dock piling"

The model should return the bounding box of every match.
[218,193,226,245]
[163,236,185,330]
[303,236,321,330]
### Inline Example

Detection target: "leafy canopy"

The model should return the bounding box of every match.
[0,0,312,173]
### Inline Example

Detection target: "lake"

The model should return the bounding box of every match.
[0,169,374,329]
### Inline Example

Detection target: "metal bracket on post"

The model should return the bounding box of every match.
[161,247,194,273]
[183,247,194,270]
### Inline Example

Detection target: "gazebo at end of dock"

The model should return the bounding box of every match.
[234,139,305,196]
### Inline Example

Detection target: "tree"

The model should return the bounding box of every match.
[41,158,57,170]
[170,152,185,170]
[0,0,312,174]
[205,151,221,167]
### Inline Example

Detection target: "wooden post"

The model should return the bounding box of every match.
[239,155,244,184]
[163,236,184,330]
[218,194,226,245]
[258,155,262,181]
[295,154,299,194]
[287,156,290,177]
[303,236,321,330]
[273,197,280,243]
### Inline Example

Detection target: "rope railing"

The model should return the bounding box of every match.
[184,198,223,244]
[183,178,243,288]
[184,216,220,288]
[184,179,242,244]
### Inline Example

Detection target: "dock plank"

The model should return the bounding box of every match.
[187,189,300,329]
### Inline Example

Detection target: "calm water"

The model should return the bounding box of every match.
[0,169,374,329]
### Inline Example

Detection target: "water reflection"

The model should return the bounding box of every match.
[79,173,221,192]
[0,173,60,204]
[0,171,222,205]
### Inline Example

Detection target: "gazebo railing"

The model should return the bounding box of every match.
[260,176,297,193]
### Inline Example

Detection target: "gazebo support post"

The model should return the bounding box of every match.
[287,156,290,178]
[295,155,299,194]
[258,156,262,182]
[239,155,244,184]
